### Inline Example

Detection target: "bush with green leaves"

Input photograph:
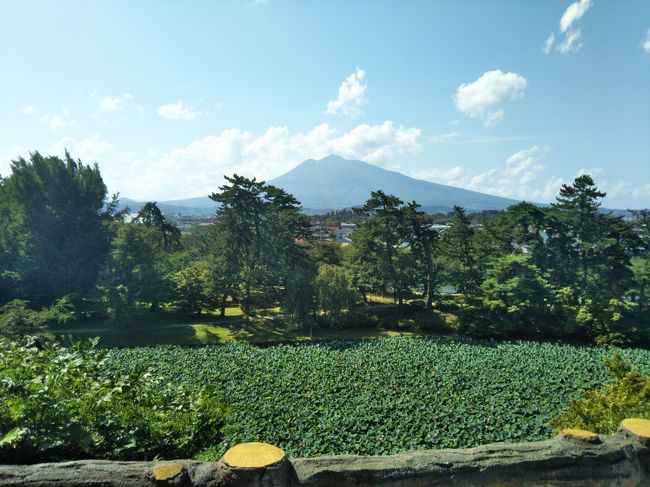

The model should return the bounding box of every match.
[550,353,650,434]
[0,297,75,338]
[0,337,229,463]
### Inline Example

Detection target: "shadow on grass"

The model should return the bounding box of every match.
[50,305,459,348]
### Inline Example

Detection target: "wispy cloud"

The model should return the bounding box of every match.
[326,68,368,118]
[157,100,200,121]
[543,0,593,55]
[99,93,134,112]
[542,33,555,54]
[454,70,527,127]
[641,29,650,54]
[428,132,536,145]
[40,106,73,131]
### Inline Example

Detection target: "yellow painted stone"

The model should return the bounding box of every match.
[152,463,183,481]
[222,442,286,469]
[558,428,600,443]
[620,418,650,443]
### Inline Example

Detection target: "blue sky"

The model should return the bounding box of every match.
[1,0,649,208]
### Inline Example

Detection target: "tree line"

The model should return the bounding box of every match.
[1,152,648,345]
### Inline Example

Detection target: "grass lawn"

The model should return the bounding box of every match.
[52,306,457,347]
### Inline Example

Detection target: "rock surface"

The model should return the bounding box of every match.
[0,431,648,486]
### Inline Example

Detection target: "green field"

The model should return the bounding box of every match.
[106,337,650,459]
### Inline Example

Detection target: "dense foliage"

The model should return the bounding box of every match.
[107,338,650,458]
[0,152,121,307]
[0,337,229,463]
[1,151,649,346]
[550,353,650,434]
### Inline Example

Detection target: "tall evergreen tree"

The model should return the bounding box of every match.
[208,175,311,314]
[353,191,411,304]
[133,202,181,250]
[0,151,118,306]
[440,206,481,295]
[403,201,439,309]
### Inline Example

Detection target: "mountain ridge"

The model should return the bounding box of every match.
[119,155,526,215]
[268,155,519,211]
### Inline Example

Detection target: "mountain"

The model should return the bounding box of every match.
[120,155,523,215]
[116,197,217,216]
[268,155,520,212]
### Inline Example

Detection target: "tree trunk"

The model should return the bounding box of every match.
[424,237,434,310]
[220,292,228,317]
[360,286,368,304]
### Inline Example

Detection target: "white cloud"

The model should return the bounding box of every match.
[40,106,73,131]
[454,70,527,127]
[99,93,134,112]
[115,121,420,199]
[542,33,555,54]
[251,0,269,5]
[413,146,559,202]
[560,0,593,33]
[411,166,466,186]
[326,68,368,118]
[430,132,461,144]
[22,106,35,116]
[46,135,113,162]
[545,0,593,55]
[483,109,505,128]
[557,28,584,54]
[641,29,650,54]
[157,100,200,121]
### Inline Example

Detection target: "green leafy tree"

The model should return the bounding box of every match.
[0,298,75,338]
[133,201,181,250]
[0,151,118,306]
[545,175,636,295]
[403,201,440,309]
[461,255,555,337]
[98,223,167,322]
[440,206,481,295]
[541,176,640,341]
[353,191,412,304]
[170,264,215,314]
[315,264,356,327]
[283,267,316,328]
[208,175,311,314]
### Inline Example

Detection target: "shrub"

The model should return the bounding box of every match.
[0,337,229,463]
[550,353,650,434]
[0,297,75,338]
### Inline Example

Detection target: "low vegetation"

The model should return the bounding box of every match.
[550,353,650,434]
[0,337,229,463]
[107,337,650,458]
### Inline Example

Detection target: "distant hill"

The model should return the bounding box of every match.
[120,155,635,217]
[116,197,217,217]
[119,155,525,215]
[268,155,519,212]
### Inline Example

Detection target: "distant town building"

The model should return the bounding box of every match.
[309,222,357,243]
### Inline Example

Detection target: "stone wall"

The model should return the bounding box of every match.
[1,419,649,487]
